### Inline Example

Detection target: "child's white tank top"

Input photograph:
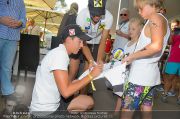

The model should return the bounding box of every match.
[128,13,170,86]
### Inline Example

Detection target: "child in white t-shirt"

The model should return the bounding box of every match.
[121,0,170,118]
[114,17,144,113]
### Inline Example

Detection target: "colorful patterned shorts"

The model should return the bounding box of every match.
[122,82,154,110]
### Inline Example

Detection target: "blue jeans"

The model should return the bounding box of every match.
[0,38,17,95]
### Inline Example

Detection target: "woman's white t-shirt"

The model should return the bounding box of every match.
[30,44,69,115]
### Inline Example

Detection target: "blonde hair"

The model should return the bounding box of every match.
[134,0,164,9]
[129,17,144,28]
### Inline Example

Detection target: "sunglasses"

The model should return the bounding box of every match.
[120,14,127,16]
[92,15,101,18]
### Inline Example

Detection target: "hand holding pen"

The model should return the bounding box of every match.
[88,61,103,91]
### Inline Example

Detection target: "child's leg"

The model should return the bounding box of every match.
[120,83,137,119]
[177,76,180,105]
[163,74,176,94]
[115,97,122,112]
[170,78,177,92]
[141,105,152,119]
[121,83,153,119]
[114,97,122,118]
[140,88,154,119]
[177,69,180,98]
[178,82,180,98]
[163,62,178,95]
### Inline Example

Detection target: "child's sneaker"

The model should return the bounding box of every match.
[167,91,176,97]
[161,94,168,103]
[155,86,164,92]
[177,97,180,105]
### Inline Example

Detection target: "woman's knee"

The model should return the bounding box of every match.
[85,96,94,109]
[67,95,94,111]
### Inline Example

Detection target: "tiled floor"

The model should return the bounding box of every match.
[0,74,180,119]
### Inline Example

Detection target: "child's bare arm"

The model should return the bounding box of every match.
[122,14,167,64]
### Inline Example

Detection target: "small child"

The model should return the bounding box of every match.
[114,17,144,112]
[121,0,170,118]
[124,17,144,55]
[161,19,180,104]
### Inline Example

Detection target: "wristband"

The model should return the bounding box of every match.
[89,60,94,64]
[87,73,93,80]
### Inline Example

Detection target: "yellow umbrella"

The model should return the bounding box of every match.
[26,6,63,36]
[24,0,57,10]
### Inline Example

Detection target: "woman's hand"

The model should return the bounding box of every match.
[90,62,103,78]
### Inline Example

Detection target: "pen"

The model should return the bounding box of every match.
[89,61,97,91]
